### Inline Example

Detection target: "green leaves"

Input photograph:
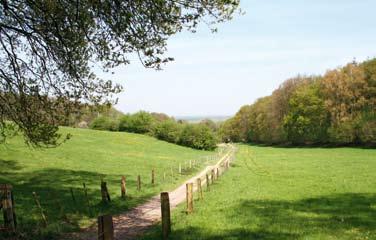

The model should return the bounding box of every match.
[0,0,239,147]
[221,58,376,146]
[283,84,329,144]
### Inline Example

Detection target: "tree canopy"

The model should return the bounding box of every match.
[220,58,376,146]
[0,0,239,146]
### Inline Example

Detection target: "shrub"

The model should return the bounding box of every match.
[118,111,155,134]
[89,116,119,131]
[327,121,355,144]
[360,120,376,144]
[118,115,132,132]
[153,120,181,143]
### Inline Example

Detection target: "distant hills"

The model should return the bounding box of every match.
[175,115,231,123]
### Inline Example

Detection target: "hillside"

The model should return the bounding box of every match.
[0,127,219,239]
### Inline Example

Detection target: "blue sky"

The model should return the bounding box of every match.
[102,0,376,117]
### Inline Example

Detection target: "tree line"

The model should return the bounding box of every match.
[89,111,218,151]
[220,58,376,146]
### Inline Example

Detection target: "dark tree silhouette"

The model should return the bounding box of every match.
[0,0,239,146]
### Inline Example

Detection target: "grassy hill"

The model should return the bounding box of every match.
[142,145,376,240]
[0,127,220,239]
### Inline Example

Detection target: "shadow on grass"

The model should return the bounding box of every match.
[0,158,23,172]
[229,193,376,236]
[155,227,300,240]
[0,166,156,240]
[142,193,376,240]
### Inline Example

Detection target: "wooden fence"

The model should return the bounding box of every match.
[0,144,236,239]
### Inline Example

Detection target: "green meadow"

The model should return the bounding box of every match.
[0,127,220,238]
[142,145,376,240]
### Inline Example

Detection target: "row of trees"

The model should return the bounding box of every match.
[220,58,376,146]
[90,111,218,150]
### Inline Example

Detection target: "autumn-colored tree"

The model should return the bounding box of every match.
[222,59,376,146]
[321,62,367,143]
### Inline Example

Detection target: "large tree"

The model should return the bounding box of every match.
[0,0,239,146]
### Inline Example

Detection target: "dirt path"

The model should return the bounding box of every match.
[74,144,235,240]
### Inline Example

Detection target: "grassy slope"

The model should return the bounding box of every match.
[0,127,219,238]
[142,145,376,240]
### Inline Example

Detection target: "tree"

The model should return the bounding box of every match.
[199,119,219,132]
[179,124,217,150]
[0,0,239,146]
[321,62,368,143]
[219,117,243,142]
[270,75,318,142]
[247,96,274,143]
[223,59,376,146]
[283,84,329,144]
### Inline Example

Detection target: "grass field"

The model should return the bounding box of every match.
[0,127,220,239]
[142,144,376,240]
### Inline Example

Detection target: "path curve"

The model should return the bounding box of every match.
[74,144,236,240]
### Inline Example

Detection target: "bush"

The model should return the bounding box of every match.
[89,116,119,131]
[153,120,181,143]
[118,115,132,132]
[179,124,217,150]
[92,111,218,151]
[328,121,355,144]
[118,111,155,134]
[360,119,376,144]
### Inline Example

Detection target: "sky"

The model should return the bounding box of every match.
[100,0,376,117]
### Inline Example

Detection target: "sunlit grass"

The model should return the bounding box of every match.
[0,127,220,239]
[142,144,376,240]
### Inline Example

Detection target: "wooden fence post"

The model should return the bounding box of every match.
[137,175,141,191]
[70,187,76,204]
[206,174,210,191]
[179,164,182,175]
[98,215,114,240]
[121,176,126,199]
[101,181,111,203]
[189,160,192,169]
[216,168,219,179]
[160,192,171,240]
[197,178,203,200]
[186,183,193,214]
[1,184,16,231]
[151,169,155,185]
[32,191,48,227]
[83,183,91,215]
